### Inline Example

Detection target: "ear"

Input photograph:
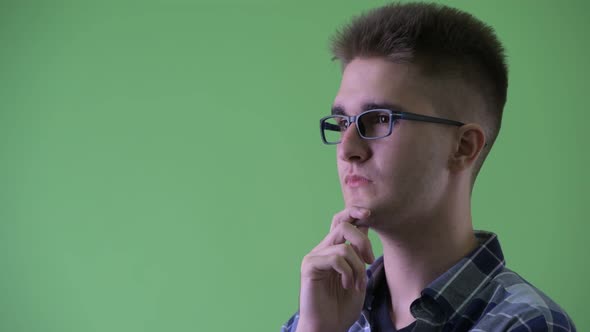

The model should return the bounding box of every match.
[448,124,486,172]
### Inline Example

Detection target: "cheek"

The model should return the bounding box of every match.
[372,139,412,175]
[373,138,440,190]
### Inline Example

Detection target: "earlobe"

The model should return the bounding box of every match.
[449,124,486,171]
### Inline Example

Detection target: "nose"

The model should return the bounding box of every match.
[337,122,372,163]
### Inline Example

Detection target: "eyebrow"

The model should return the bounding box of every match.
[331,102,406,115]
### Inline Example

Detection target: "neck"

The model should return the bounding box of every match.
[373,191,478,329]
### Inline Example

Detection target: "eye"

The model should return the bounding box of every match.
[377,114,390,124]
[337,118,349,129]
[373,114,390,124]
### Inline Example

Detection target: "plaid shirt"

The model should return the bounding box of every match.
[282,231,576,332]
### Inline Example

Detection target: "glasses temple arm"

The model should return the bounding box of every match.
[322,122,342,132]
[396,113,464,126]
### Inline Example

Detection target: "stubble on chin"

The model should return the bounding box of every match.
[342,189,377,213]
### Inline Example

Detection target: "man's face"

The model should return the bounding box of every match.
[333,57,457,228]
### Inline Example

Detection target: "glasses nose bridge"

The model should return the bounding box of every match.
[342,115,364,140]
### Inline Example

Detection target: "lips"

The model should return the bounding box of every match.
[345,174,371,187]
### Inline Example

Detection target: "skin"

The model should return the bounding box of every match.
[296,57,487,332]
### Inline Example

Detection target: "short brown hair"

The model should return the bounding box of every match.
[330,2,508,181]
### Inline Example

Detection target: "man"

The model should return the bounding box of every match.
[282,2,576,332]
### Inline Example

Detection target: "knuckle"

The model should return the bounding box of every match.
[330,216,342,229]
[329,254,344,266]
[336,243,350,256]
[334,221,348,233]
[300,255,317,275]
[344,244,357,258]
[301,254,313,268]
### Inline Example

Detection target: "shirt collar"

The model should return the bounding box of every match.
[363,230,506,324]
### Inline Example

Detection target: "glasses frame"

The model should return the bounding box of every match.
[320,108,465,145]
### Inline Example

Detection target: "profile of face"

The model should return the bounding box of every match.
[333,57,463,229]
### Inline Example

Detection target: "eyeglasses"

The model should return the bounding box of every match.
[320,109,465,145]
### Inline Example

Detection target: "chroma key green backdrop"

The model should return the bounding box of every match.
[1,0,587,331]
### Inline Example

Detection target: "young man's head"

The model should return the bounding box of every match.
[326,2,508,229]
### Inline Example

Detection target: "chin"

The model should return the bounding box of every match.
[344,196,380,212]
[346,196,400,217]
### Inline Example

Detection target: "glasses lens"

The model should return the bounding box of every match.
[358,110,392,138]
[322,116,346,143]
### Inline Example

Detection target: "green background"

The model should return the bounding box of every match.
[1,0,587,331]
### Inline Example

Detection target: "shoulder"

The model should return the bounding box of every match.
[472,267,576,331]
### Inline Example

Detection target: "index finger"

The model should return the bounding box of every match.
[329,207,371,232]
[317,222,375,264]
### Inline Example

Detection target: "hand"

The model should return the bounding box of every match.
[295,207,375,332]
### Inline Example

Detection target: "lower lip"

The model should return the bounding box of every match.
[347,178,371,187]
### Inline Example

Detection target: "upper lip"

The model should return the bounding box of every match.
[345,174,371,184]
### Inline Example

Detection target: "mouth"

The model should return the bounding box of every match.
[345,174,372,188]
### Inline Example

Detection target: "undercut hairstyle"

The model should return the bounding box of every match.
[330,2,508,183]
